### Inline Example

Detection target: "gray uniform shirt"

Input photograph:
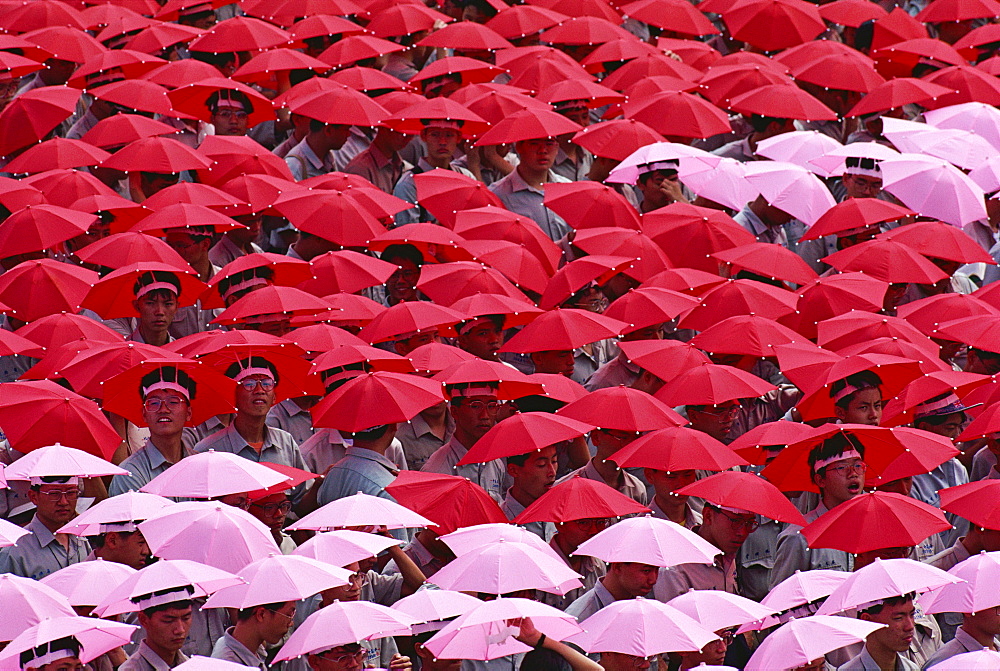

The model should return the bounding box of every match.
[0,514,91,580]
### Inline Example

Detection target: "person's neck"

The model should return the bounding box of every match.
[191,255,212,282]
[600,574,631,601]
[145,639,181,666]
[231,621,264,659]
[148,433,185,464]
[821,492,850,511]
[509,484,538,509]
[697,524,729,558]
[591,452,622,488]
[654,494,688,525]
[305,133,331,162]
[454,428,477,450]
[234,413,267,446]
[353,439,390,456]
[139,324,169,346]
[420,408,448,439]
[864,640,899,671]
[36,513,67,537]
[372,136,396,160]
[961,621,999,650]
[748,198,778,228]
[516,164,550,190]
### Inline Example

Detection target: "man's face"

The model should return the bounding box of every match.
[835,387,883,426]
[139,605,193,655]
[307,644,367,671]
[531,349,575,377]
[234,374,277,418]
[600,652,651,671]
[451,394,501,443]
[143,389,191,435]
[972,606,1000,637]
[29,484,80,527]
[704,506,756,555]
[508,446,558,502]
[321,561,363,603]
[248,493,291,531]
[166,232,210,265]
[211,106,249,136]
[688,401,741,441]
[814,456,866,505]
[555,517,611,551]
[560,107,590,128]
[637,169,680,208]
[458,322,503,361]
[516,138,559,173]
[613,562,659,597]
[645,469,696,504]
[415,643,462,671]
[422,128,461,163]
[842,173,883,199]
[133,291,178,335]
[106,530,152,569]
[863,599,915,653]
[230,215,262,245]
[386,259,420,303]
[622,323,663,342]
[260,602,296,644]
[915,412,966,441]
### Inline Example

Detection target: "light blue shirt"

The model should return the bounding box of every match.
[488,169,571,242]
[109,440,175,496]
[0,514,91,580]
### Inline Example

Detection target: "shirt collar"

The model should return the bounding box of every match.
[143,440,172,469]
[508,168,546,195]
[27,515,58,548]
[344,446,400,472]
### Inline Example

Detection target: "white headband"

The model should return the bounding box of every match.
[814,450,863,473]
[131,585,195,610]
[136,281,179,299]
[23,648,77,669]
[844,166,883,178]
[142,381,191,400]
[233,367,275,383]
[222,276,269,300]
[832,383,878,403]
[915,394,961,414]
[716,505,753,516]
[449,385,497,398]
[99,522,139,533]
[29,476,79,486]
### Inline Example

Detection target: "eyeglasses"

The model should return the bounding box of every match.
[320,646,366,664]
[239,378,276,391]
[717,628,738,645]
[214,109,248,120]
[251,501,292,515]
[36,488,80,503]
[826,461,868,476]
[144,397,186,412]
[267,608,295,623]
[348,571,369,586]
[461,400,501,414]
[698,405,741,418]
[714,508,759,533]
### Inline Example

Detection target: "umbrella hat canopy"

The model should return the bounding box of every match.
[288,492,434,532]
[92,559,242,618]
[676,471,807,525]
[310,371,446,433]
[140,451,291,499]
[203,555,351,609]
[557,385,686,431]
[5,443,127,480]
[573,516,721,567]
[58,491,172,537]
[801,491,951,553]
[386,471,508,536]
[610,427,747,472]
[274,601,417,661]
[0,574,75,642]
[513,476,651,524]
[457,412,592,465]
[817,558,961,615]
[0,617,138,668]
[570,597,719,657]
[744,616,886,671]
[427,541,584,595]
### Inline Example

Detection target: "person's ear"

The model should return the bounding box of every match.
[834,405,847,421]
[132,299,141,313]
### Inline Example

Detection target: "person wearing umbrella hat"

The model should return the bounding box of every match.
[166,226,222,338]
[734,193,794,246]
[456,315,505,362]
[120,589,194,671]
[315,420,402,509]
[0,474,90,580]
[344,123,413,196]
[539,515,609,611]
[393,118,477,226]
[128,271,181,347]
[422,382,509,503]
[635,160,689,214]
[551,100,593,182]
[565,561,661,622]
[207,90,254,138]
[488,135,572,243]
[176,2,217,29]
[653,501,758,602]
[501,445,558,541]
[18,636,83,671]
[110,366,196,497]
[208,220,263,269]
[214,265,274,308]
[839,594,920,671]
[556,428,648,505]
[212,600,297,671]
[380,244,423,307]
[831,370,885,426]
[284,118,352,182]
[88,520,152,571]
[769,434,867,590]
[193,357,309,498]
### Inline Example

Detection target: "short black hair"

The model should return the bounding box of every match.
[749,114,787,133]
[236,601,288,622]
[142,599,194,618]
[139,366,197,400]
[830,370,883,408]
[133,270,181,298]
[226,356,280,384]
[808,432,867,476]
[381,243,423,268]
[216,266,275,299]
[29,475,76,492]
[860,592,914,616]
[207,90,253,115]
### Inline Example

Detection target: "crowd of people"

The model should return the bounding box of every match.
[4,0,1000,669]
